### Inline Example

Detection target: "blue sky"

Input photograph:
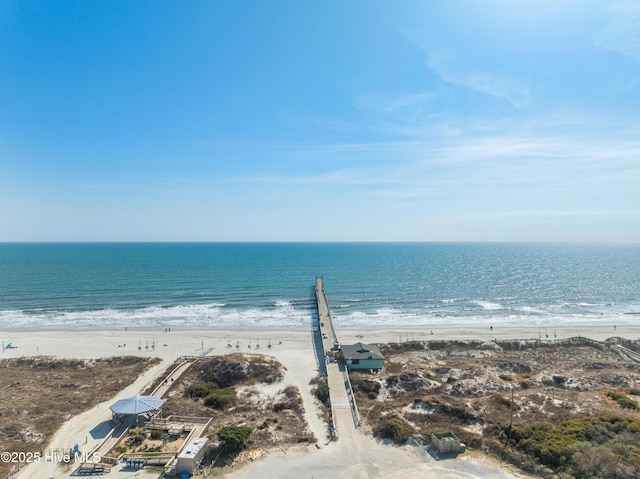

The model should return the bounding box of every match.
[1,0,639,242]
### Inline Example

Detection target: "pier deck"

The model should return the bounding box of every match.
[315,276,360,439]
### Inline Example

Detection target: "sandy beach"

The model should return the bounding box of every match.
[3,324,635,361]
[2,324,639,479]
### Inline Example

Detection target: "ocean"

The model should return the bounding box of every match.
[0,243,639,330]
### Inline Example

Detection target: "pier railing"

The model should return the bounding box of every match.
[316,276,338,342]
[342,366,361,428]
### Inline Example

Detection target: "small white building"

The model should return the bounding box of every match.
[177,437,209,475]
[431,431,460,455]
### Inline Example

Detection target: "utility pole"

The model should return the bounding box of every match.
[509,388,514,430]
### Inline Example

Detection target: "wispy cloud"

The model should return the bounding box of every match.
[437,208,640,223]
[204,131,640,203]
[426,50,533,108]
[594,0,640,60]
[354,91,438,116]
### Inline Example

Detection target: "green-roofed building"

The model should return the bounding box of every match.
[341,342,385,371]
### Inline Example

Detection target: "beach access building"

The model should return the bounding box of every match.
[341,342,385,371]
[176,437,209,476]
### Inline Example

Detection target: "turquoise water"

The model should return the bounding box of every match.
[0,243,639,330]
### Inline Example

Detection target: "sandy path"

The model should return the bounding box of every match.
[225,432,528,479]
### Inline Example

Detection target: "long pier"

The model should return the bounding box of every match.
[315,276,360,439]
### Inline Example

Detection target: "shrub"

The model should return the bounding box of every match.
[569,443,620,479]
[373,417,414,444]
[553,376,567,387]
[493,394,512,409]
[606,391,639,410]
[314,381,330,407]
[185,381,219,398]
[352,377,381,399]
[217,425,252,452]
[203,387,236,409]
[273,402,290,412]
[149,429,163,440]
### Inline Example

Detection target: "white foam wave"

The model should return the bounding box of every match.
[515,306,545,314]
[2,298,639,331]
[329,307,639,329]
[0,302,311,330]
[474,300,504,310]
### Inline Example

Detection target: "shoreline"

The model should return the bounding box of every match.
[1,317,638,332]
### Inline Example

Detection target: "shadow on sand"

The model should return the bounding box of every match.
[89,420,113,440]
[310,285,327,374]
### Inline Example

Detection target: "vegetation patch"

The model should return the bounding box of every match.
[164,353,311,469]
[273,386,303,413]
[311,377,330,407]
[350,375,381,399]
[504,413,640,477]
[185,381,220,398]
[351,338,640,479]
[218,425,252,453]
[607,390,640,410]
[373,417,414,444]
[195,354,284,387]
[203,386,236,409]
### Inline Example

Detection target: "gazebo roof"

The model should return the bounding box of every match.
[110,395,164,415]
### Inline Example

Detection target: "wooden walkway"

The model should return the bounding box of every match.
[151,356,198,397]
[92,355,203,460]
[315,276,361,440]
